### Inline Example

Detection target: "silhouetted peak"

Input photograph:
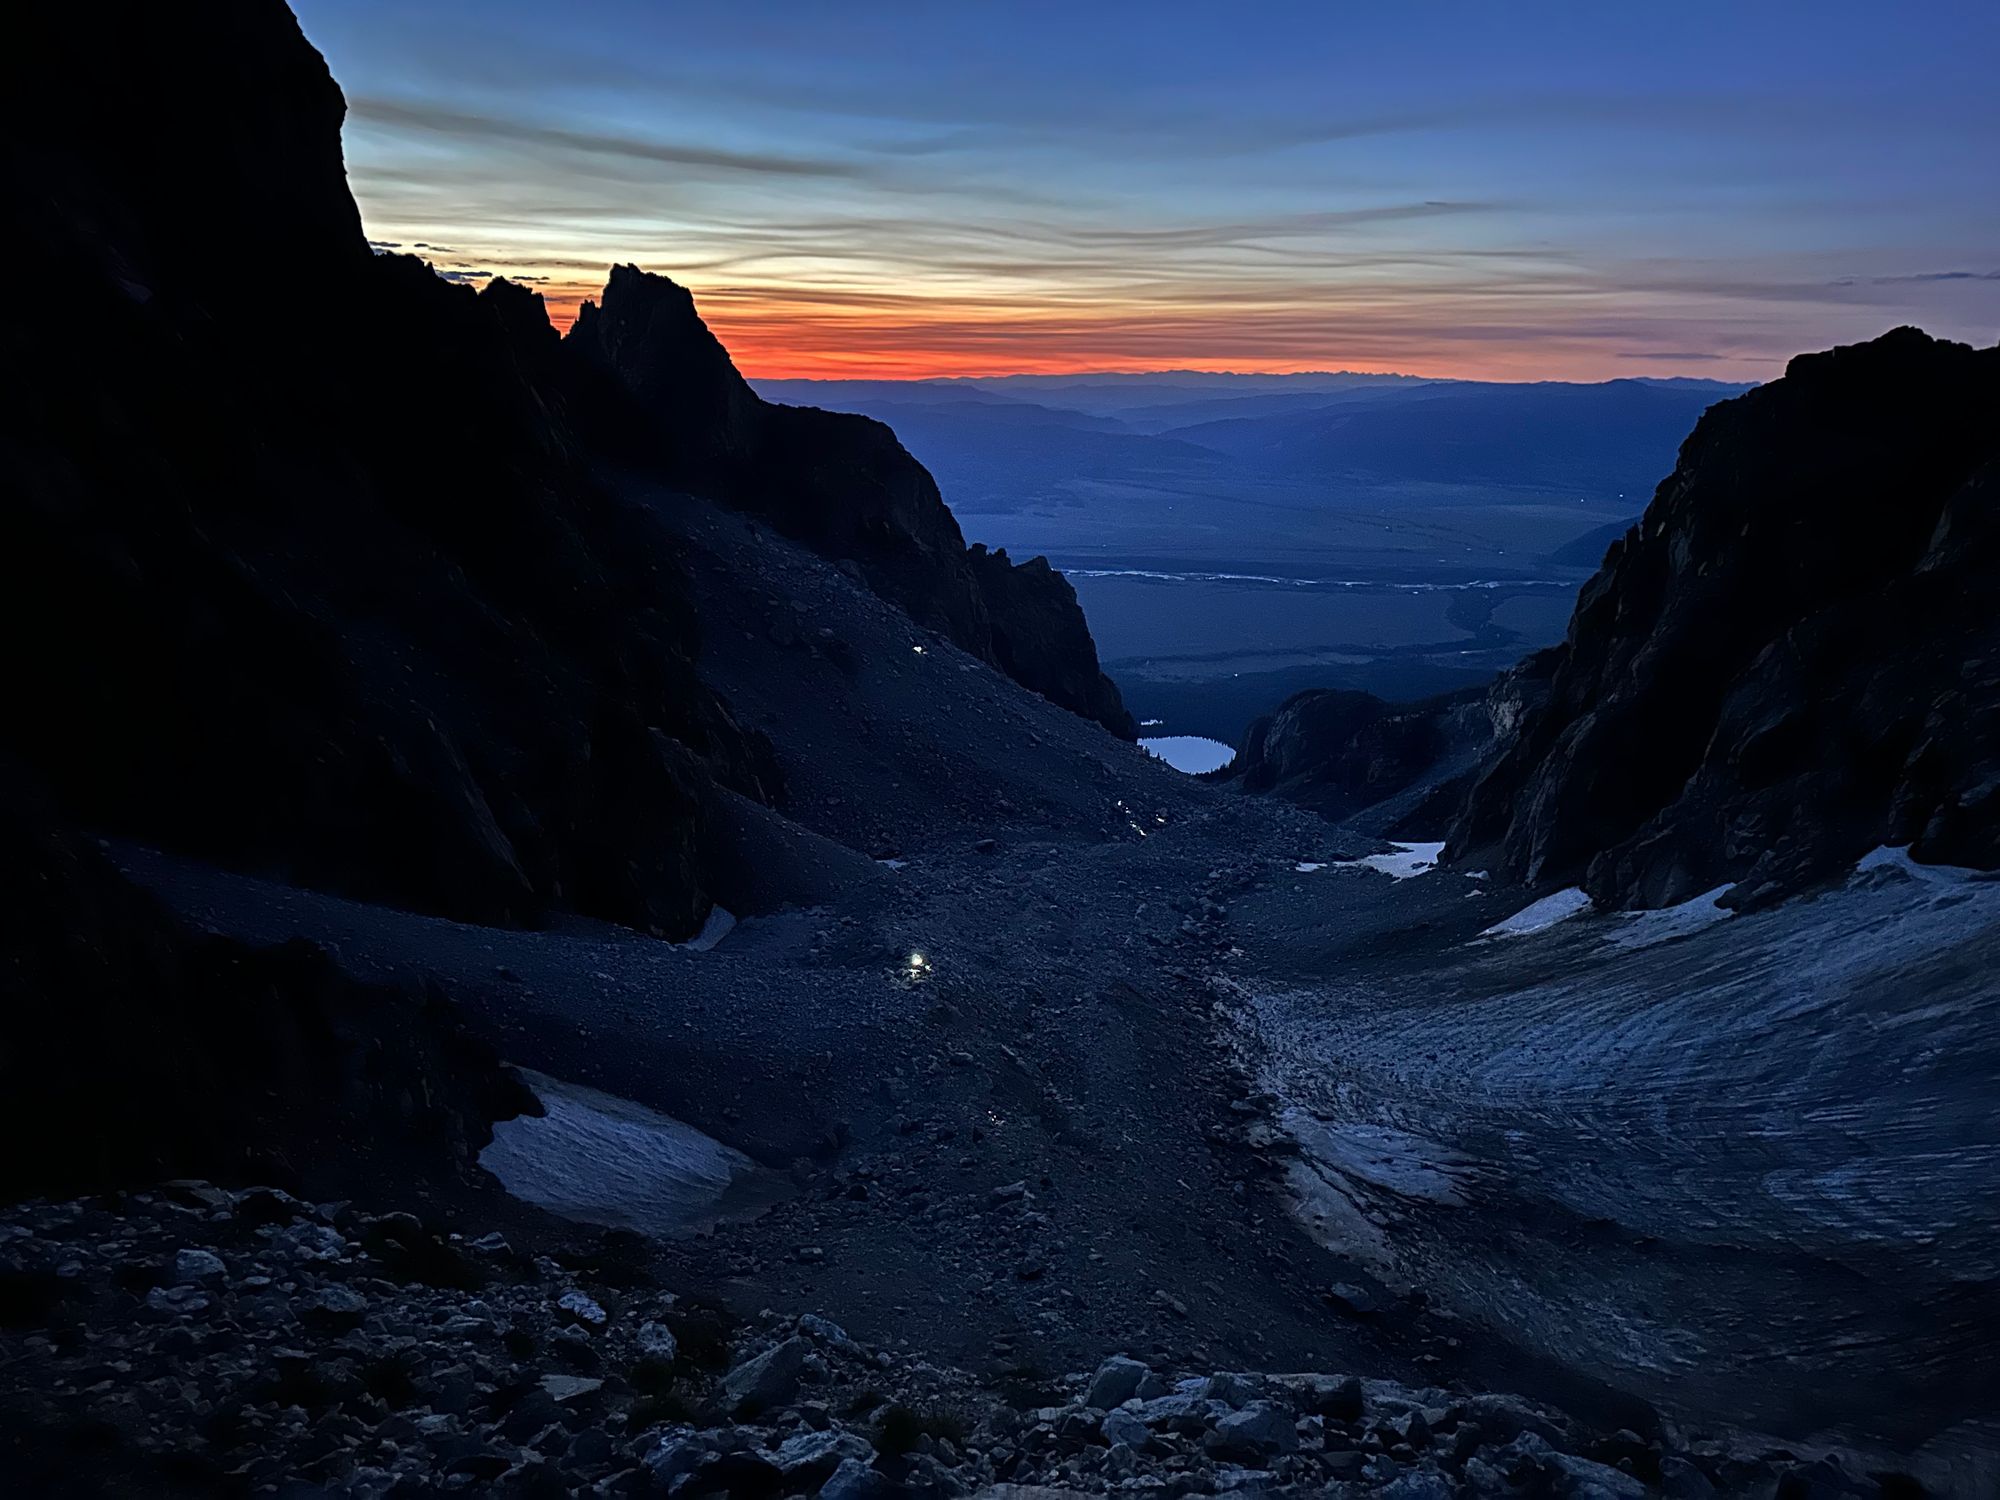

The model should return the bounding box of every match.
[1781,324,1975,384]
[478,277,560,349]
[604,262,699,313]
[568,270,1137,737]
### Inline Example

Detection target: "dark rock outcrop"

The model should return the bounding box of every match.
[1446,328,2000,907]
[0,780,533,1202]
[1230,690,1412,815]
[965,546,1138,738]
[1222,659,1560,832]
[5,2,776,937]
[567,266,1135,737]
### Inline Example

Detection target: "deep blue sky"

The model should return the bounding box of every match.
[294,0,2000,377]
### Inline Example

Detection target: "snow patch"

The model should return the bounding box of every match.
[1295,861,1325,873]
[1605,885,1735,949]
[1278,1107,1482,1279]
[1352,841,1445,880]
[1140,736,1235,774]
[481,1071,773,1237]
[678,905,736,952]
[1854,844,1986,888]
[1283,1109,1476,1207]
[1480,886,1592,938]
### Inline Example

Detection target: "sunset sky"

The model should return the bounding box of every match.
[293,0,2000,381]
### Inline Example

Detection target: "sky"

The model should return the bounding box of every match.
[293,1,2000,381]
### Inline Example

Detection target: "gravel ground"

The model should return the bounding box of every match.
[64,494,1995,1496]
[0,1184,1864,1498]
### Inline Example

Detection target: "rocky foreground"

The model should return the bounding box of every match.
[0,1187,1899,1498]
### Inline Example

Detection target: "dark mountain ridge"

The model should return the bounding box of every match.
[1447,326,2000,908]
[6,1,782,939]
[2,0,1128,955]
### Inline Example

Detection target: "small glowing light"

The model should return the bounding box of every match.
[907,952,928,970]
[911,645,926,655]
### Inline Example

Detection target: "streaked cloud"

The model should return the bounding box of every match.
[1830,269,2000,286]
[296,0,2000,380]
[349,97,869,180]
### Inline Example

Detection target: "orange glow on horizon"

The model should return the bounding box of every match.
[528,277,1774,383]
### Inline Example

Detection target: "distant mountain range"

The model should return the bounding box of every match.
[1223,327,2000,911]
[755,370,1753,738]
[752,371,1752,559]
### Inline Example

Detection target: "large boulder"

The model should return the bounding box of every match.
[718,1336,812,1416]
[1204,1400,1299,1459]
[1083,1354,1152,1410]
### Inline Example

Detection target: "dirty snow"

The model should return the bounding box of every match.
[1605,885,1736,949]
[1248,843,2000,1462]
[1854,844,1987,887]
[1480,886,1591,937]
[481,1070,771,1237]
[678,905,736,952]
[1353,841,1445,880]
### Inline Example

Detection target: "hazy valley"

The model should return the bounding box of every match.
[753,373,1745,744]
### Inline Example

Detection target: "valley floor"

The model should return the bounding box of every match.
[115,780,2000,1496]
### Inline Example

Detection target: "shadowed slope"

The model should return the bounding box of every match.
[568,266,1137,738]
[1446,328,2000,907]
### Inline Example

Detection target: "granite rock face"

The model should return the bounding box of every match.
[1221,666,1549,836]
[1446,328,2000,907]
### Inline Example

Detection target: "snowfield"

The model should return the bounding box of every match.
[481,1070,775,1238]
[1249,846,2000,1480]
[1479,885,1591,937]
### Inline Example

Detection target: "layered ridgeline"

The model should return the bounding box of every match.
[1230,328,2000,909]
[2,1,1128,950]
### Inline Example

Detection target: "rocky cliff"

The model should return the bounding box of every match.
[3,0,1134,952]
[4,2,791,939]
[965,546,1139,738]
[567,266,1136,738]
[1227,690,1453,819]
[1446,328,2000,907]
